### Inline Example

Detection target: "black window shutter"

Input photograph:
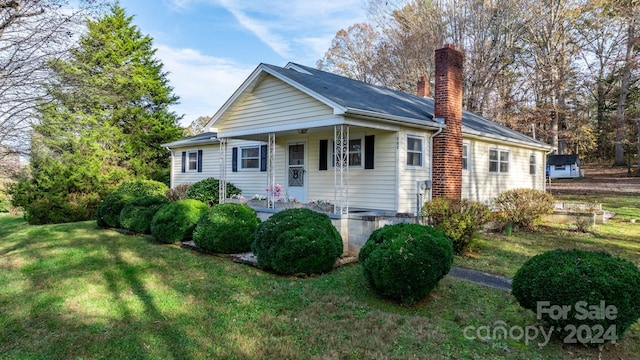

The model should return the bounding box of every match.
[260,145,267,171]
[319,139,328,171]
[365,135,375,169]
[197,150,203,172]
[181,151,186,173]
[232,147,238,172]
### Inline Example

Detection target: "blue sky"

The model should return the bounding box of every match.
[117,0,368,126]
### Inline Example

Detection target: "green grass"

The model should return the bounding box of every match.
[456,193,640,278]
[1,211,639,359]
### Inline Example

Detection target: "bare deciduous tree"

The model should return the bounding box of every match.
[0,0,105,162]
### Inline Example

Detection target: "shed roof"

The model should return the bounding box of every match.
[548,154,580,166]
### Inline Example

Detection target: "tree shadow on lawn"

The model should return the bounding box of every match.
[0,221,244,359]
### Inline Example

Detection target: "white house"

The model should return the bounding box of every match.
[163,45,553,252]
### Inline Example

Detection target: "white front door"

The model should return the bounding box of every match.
[287,142,306,202]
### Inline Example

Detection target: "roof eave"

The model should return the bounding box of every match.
[162,137,219,149]
[345,108,443,130]
[462,127,553,150]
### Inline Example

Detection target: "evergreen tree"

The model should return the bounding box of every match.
[10,4,183,224]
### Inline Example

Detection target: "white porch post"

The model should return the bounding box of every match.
[218,138,227,204]
[268,132,276,209]
[334,125,349,214]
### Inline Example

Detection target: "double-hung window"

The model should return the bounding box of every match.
[332,138,362,167]
[462,143,469,170]
[489,149,509,173]
[181,149,202,173]
[187,151,198,171]
[240,146,260,170]
[529,154,537,175]
[406,135,423,167]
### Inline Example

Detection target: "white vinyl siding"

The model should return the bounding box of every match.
[215,75,334,134]
[462,139,546,203]
[398,130,432,214]
[171,145,216,186]
[306,129,397,212]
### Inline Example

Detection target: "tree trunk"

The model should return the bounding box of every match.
[614,22,635,166]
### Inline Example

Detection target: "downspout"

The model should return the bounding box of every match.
[164,146,174,189]
[543,148,554,193]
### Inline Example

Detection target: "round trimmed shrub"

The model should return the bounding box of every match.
[252,208,343,275]
[359,223,453,305]
[96,180,168,228]
[150,199,208,244]
[119,195,170,234]
[512,249,640,342]
[193,203,260,253]
[186,178,241,206]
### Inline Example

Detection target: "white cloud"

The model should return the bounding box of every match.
[156,45,254,126]
[213,0,366,62]
[219,0,291,58]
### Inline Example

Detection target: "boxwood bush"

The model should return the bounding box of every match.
[96,180,168,228]
[150,199,208,244]
[193,203,260,253]
[119,195,170,234]
[252,208,342,275]
[512,249,640,342]
[359,223,453,305]
[186,178,241,206]
[421,197,491,254]
[494,189,554,231]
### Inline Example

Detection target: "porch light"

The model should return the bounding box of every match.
[297,129,308,134]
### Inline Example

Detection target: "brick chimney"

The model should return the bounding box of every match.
[417,76,430,97]
[432,44,463,199]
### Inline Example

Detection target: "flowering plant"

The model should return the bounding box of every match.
[252,194,266,201]
[265,184,282,198]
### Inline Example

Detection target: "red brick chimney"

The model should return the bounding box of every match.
[432,44,463,199]
[417,76,430,97]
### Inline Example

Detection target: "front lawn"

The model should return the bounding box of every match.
[1,210,639,359]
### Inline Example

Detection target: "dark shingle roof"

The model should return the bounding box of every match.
[263,63,547,147]
[162,132,217,148]
[548,154,580,166]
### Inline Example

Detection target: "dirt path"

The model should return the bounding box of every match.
[547,164,640,195]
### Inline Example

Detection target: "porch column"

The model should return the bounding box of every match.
[218,137,227,204]
[334,125,349,214]
[268,132,276,209]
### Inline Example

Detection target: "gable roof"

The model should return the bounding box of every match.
[548,154,580,166]
[162,132,218,148]
[209,62,552,149]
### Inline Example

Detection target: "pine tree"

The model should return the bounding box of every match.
[10,4,183,224]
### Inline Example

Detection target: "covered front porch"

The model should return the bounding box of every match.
[215,123,421,254]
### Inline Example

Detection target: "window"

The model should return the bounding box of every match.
[462,143,469,170]
[181,149,202,173]
[240,146,260,170]
[406,136,423,167]
[489,149,509,173]
[554,165,565,170]
[187,151,198,171]
[529,154,537,175]
[331,138,362,167]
